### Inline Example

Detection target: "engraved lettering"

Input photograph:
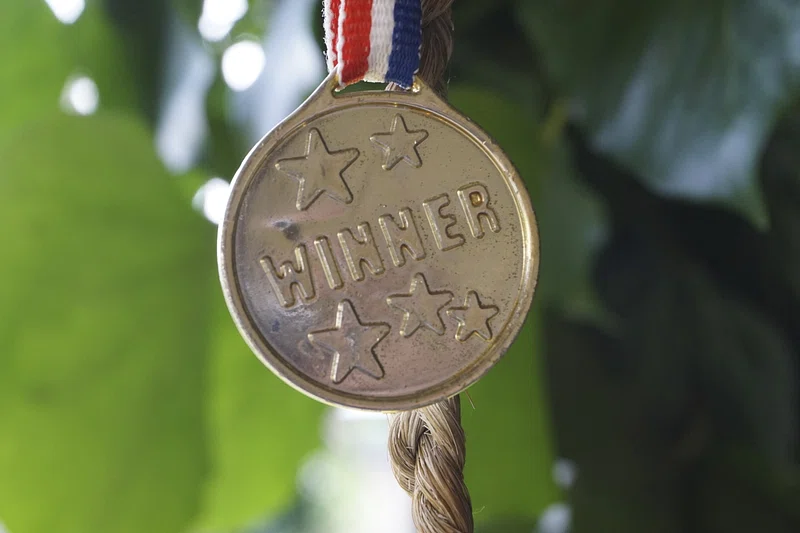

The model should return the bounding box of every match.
[423,193,465,251]
[314,236,343,290]
[337,223,386,281]
[260,245,315,308]
[378,208,427,267]
[457,182,500,238]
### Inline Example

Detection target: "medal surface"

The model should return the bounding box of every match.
[219,74,539,411]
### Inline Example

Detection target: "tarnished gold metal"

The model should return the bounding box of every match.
[218,73,539,411]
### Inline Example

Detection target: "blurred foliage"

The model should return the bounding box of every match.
[0,115,211,533]
[197,305,324,532]
[519,0,800,226]
[0,1,137,136]
[447,86,558,519]
[1,1,800,533]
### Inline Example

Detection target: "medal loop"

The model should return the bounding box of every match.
[324,0,422,89]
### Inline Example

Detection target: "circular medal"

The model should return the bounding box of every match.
[218,74,539,411]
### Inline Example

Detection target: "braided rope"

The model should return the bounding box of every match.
[388,396,473,532]
[418,0,454,95]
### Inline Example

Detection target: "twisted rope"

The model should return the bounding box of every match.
[389,396,473,532]
[418,0,454,95]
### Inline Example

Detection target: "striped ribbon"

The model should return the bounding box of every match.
[324,0,422,89]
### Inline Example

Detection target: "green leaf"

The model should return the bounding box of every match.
[554,132,799,532]
[0,114,212,533]
[546,223,796,532]
[0,1,137,137]
[535,137,608,318]
[449,86,540,193]
[591,215,797,465]
[450,87,608,317]
[692,280,797,463]
[695,447,800,533]
[450,5,545,108]
[516,0,800,225]
[474,517,539,533]
[195,305,325,532]
[462,314,559,521]
[173,0,274,45]
[454,0,514,29]
[102,0,170,122]
[448,86,558,520]
[544,316,685,533]
[761,106,800,310]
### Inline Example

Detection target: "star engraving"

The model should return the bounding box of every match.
[447,291,500,342]
[275,128,360,211]
[386,273,454,337]
[370,114,429,170]
[307,300,390,384]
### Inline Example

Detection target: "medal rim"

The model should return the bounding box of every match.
[218,72,540,412]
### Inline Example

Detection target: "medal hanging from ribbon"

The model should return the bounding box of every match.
[219,1,539,532]
[324,0,422,88]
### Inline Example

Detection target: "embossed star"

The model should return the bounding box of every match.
[275,128,360,211]
[370,114,429,170]
[447,291,500,342]
[308,300,390,384]
[386,273,453,337]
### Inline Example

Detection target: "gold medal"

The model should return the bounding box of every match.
[218,73,539,411]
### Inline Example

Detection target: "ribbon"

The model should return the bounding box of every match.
[323,0,422,89]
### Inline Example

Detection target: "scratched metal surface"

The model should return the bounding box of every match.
[219,73,539,411]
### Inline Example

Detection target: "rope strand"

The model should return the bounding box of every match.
[418,0,454,95]
[389,396,474,532]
